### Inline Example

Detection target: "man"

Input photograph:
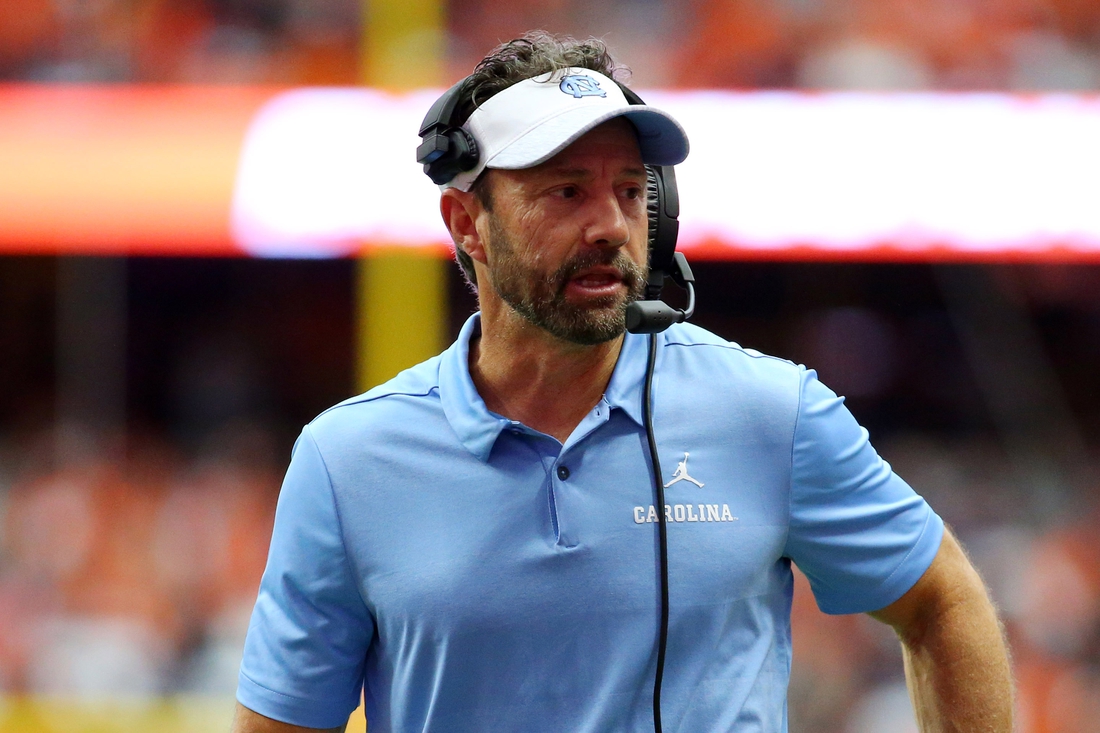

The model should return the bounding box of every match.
[233,33,1013,733]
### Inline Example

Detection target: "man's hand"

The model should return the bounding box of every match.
[870,527,1013,732]
[230,703,347,733]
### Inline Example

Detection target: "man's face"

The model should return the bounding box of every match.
[478,119,651,345]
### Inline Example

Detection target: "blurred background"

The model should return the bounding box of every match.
[1,0,1100,731]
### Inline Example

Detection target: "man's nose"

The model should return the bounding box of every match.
[582,190,631,249]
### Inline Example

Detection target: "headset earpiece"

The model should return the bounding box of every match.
[617,84,691,334]
[616,82,682,295]
[644,165,680,295]
[417,78,481,185]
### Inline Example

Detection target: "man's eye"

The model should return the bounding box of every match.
[624,186,643,200]
[558,186,578,199]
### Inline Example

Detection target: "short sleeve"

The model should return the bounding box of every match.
[784,368,944,615]
[237,426,374,728]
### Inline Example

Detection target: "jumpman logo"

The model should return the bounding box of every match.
[664,452,704,488]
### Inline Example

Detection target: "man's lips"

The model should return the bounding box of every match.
[566,267,625,296]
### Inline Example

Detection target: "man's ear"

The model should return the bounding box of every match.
[440,188,487,265]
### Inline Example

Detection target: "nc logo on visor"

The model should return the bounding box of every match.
[559,75,607,99]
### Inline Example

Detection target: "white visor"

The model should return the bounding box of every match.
[444,68,690,191]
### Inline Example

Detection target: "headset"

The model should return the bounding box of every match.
[416,77,695,335]
[417,74,696,733]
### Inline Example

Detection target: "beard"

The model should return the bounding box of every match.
[485,215,647,345]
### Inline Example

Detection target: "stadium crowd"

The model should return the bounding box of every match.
[0,424,277,698]
[0,0,1097,89]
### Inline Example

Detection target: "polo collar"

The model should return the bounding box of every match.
[439,314,510,462]
[439,313,653,461]
[603,324,648,428]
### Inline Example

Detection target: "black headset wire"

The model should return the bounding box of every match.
[642,332,670,733]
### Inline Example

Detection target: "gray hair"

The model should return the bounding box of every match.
[451,31,630,292]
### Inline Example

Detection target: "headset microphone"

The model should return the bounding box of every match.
[625,252,696,334]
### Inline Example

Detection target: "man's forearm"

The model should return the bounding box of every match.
[902,597,1013,730]
[895,542,1014,731]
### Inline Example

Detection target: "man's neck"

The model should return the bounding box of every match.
[469,311,624,444]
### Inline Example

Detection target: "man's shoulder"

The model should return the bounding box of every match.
[658,322,808,439]
[663,322,801,376]
[307,353,446,441]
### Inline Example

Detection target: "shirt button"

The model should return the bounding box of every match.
[556,465,570,480]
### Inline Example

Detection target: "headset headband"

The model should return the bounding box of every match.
[418,69,687,190]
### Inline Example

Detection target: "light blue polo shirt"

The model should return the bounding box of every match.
[237,314,943,732]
